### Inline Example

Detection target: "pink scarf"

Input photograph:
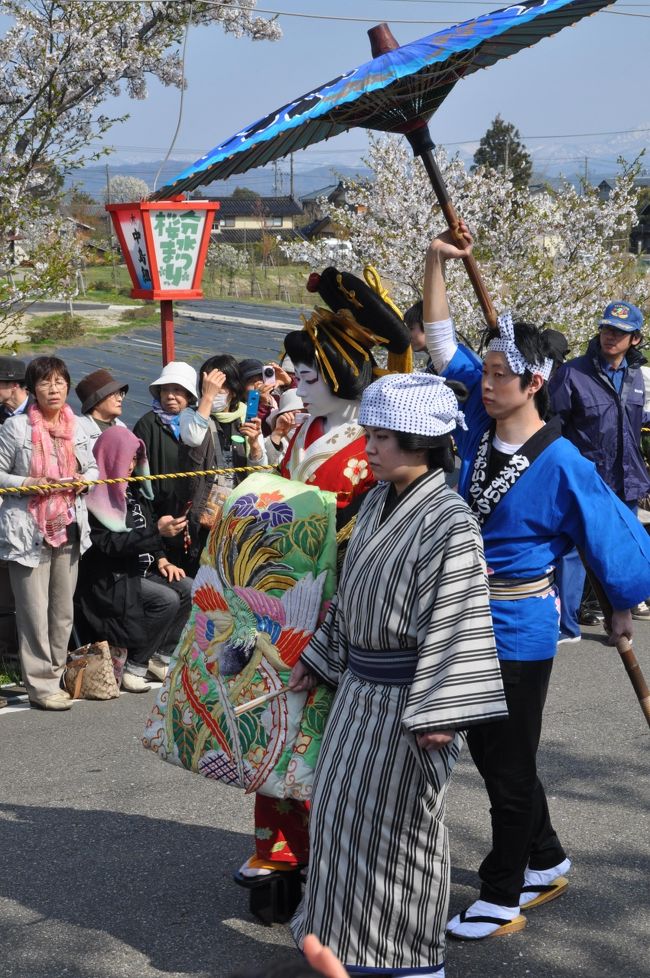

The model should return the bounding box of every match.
[27,402,77,547]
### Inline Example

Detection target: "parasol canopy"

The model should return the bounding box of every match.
[154,0,614,199]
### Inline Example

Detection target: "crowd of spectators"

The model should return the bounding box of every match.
[0,352,298,710]
[1,296,649,713]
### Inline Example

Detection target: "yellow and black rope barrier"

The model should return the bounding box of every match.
[0,464,276,496]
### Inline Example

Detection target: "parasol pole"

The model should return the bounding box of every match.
[580,557,650,729]
[368,24,497,330]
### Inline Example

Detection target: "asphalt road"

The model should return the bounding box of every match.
[1,623,649,978]
[52,300,304,425]
[4,304,649,976]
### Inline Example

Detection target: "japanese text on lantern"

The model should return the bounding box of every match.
[119,211,152,288]
[151,209,206,290]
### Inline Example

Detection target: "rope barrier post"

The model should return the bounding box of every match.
[161,299,175,365]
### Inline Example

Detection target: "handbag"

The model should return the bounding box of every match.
[198,480,231,529]
[64,641,120,700]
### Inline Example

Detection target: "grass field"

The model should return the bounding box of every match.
[81,262,314,309]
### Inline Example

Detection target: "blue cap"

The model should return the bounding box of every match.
[599,301,643,333]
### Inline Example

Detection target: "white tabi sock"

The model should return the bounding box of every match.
[447,899,520,939]
[238,858,273,878]
[520,857,572,906]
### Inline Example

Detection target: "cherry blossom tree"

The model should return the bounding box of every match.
[0,1,281,342]
[103,175,151,204]
[283,135,648,350]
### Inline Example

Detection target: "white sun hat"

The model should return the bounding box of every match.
[267,388,305,429]
[359,372,466,436]
[149,361,198,402]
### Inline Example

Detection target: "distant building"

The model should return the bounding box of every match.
[207,195,305,245]
[298,180,366,242]
[631,200,650,255]
[597,178,650,254]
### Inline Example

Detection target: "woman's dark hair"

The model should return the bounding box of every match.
[24,356,71,395]
[199,354,244,409]
[394,430,456,474]
[404,299,423,331]
[284,329,375,401]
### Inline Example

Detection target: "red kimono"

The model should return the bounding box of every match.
[254,414,374,867]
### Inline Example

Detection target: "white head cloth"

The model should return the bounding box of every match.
[359,372,467,436]
[487,311,553,381]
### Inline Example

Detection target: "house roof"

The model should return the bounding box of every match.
[211,228,306,245]
[300,217,335,239]
[599,177,650,189]
[299,184,340,203]
[207,195,303,218]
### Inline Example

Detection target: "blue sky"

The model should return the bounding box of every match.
[96,0,649,181]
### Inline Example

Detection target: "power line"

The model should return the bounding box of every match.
[91,125,650,157]
[192,0,650,21]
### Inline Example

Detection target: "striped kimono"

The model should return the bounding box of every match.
[292,470,507,975]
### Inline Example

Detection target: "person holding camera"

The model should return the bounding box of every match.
[239,358,293,436]
[176,355,266,568]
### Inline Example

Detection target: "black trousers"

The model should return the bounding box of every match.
[127,574,193,671]
[466,657,566,908]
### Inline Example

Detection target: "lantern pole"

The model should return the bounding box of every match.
[161,299,175,364]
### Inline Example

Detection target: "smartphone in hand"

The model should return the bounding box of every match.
[245,389,260,421]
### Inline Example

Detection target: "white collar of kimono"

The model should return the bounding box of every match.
[487,312,553,382]
[359,372,466,437]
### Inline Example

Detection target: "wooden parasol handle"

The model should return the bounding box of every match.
[615,636,650,726]
[368,23,497,330]
[410,133,497,329]
[581,556,650,730]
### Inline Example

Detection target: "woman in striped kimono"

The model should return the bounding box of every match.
[289,373,508,978]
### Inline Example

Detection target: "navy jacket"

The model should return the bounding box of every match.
[549,336,650,503]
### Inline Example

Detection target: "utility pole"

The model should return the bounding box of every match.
[290,153,294,197]
[273,160,279,195]
[105,164,118,292]
[503,135,510,176]
[583,156,589,192]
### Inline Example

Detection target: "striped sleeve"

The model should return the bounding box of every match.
[401,507,507,734]
[302,591,347,688]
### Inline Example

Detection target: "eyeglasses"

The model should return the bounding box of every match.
[35,377,67,390]
[111,390,127,399]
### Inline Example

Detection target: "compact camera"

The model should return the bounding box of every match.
[262,364,276,385]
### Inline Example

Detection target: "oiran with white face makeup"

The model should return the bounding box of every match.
[233,264,412,896]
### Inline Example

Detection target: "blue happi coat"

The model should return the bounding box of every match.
[445,344,650,661]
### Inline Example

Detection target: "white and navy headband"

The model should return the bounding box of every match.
[359,372,467,437]
[487,312,553,382]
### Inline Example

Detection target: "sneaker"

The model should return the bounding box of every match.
[557,633,581,645]
[146,656,169,683]
[632,602,650,620]
[121,672,152,693]
[29,691,72,711]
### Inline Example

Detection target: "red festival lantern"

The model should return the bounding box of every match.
[105,196,220,363]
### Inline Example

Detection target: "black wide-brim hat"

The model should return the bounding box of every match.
[307,266,410,355]
[0,356,26,383]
